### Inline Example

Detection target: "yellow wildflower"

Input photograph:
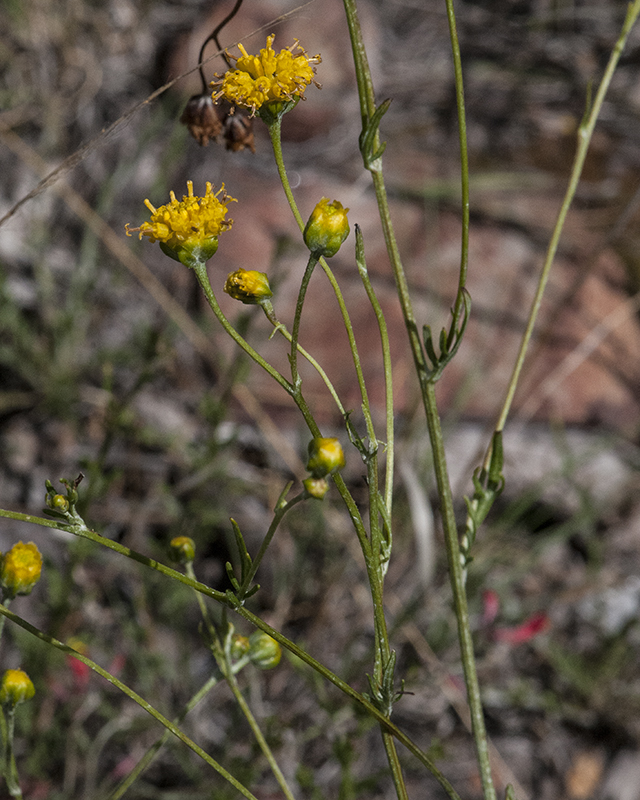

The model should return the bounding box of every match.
[306,437,346,478]
[0,541,43,599]
[211,34,321,116]
[224,269,273,305]
[303,198,350,258]
[126,181,235,266]
[0,669,35,707]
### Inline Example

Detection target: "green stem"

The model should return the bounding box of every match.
[423,384,494,799]
[267,100,406,799]
[235,605,462,800]
[108,674,220,800]
[444,0,470,322]
[238,493,305,596]
[261,302,347,415]
[355,225,395,516]
[4,707,21,799]
[224,664,297,800]
[267,117,378,447]
[488,0,640,458]
[0,605,260,800]
[342,0,495,797]
[290,255,318,390]
[0,508,229,604]
[190,261,293,397]
[0,505,460,799]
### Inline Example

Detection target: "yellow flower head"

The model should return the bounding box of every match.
[0,669,35,707]
[168,536,196,565]
[303,198,350,258]
[0,541,43,599]
[211,34,321,117]
[224,269,273,305]
[126,181,235,267]
[306,437,346,479]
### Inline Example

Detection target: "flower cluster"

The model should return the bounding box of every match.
[211,34,321,116]
[126,181,235,266]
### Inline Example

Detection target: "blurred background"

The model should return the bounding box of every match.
[1,0,640,797]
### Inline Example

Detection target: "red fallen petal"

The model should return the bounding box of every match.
[493,612,549,644]
[67,655,91,689]
[482,589,501,625]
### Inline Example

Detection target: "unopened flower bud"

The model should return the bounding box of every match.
[306,437,345,478]
[248,631,281,669]
[302,476,329,500]
[51,494,69,512]
[1,542,43,599]
[224,269,273,305]
[0,669,35,707]
[229,634,251,660]
[303,198,350,258]
[168,536,196,564]
[180,93,224,146]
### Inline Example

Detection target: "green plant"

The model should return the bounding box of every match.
[1,0,639,798]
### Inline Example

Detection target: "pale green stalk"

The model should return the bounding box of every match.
[2,707,22,799]
[224,666,297,800]
[260,301,347,415]
[107,674,220,800]
[0,505,459,799]
[341,0,495,797]
[265,109,406,797]
[289,254,318,390]
[484,0,640,466]
[0,604,260,800]
[184,563,298,800]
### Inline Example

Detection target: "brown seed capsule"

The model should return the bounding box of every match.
[180,93,224,146]
[223,112,256,153]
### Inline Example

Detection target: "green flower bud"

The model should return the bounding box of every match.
[302,476,329,500]
[0,669,35,707]
[0,542,43,599]
[248,631,281,670]
[303,198,350,258]
[51,494,69,512]
[306,437,345,478]
[229,634,251,660]
[224,269,273,305]
[168,536,196,564]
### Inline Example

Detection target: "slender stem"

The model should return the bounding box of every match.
[191,261,294,397]
[235,605,462,800]
[224,666,297,800]
[444,0,470,321]
[341,1,496,797]
[238,493,305,594]
[422,384,495,800]
[260,302,347,415]
[355,225,395,515]
[486,0,640,467]
[108,675,221,800]
[196,0,244,88]
[267,118,305,230]
[290,255,318,389]
[4,707,21,799]
[0,507,230,604]
[0,605,261,800]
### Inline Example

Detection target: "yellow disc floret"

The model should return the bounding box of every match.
[126,181,235,266]
[211,34,321,116]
